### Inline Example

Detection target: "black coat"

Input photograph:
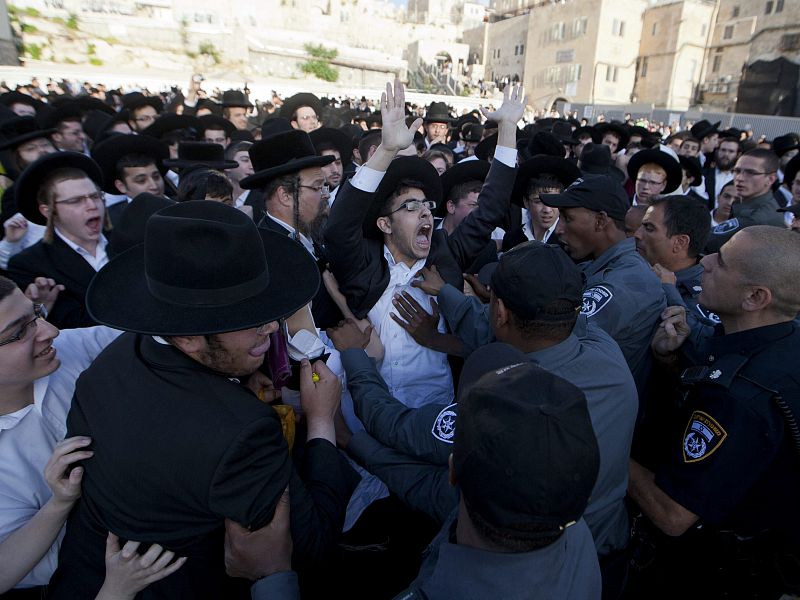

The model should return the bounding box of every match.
[49,333,359,599]
[6,235,98,328]
[324,159,517,318]
[257,215,344,330]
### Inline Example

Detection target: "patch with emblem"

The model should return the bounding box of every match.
[712,218,740,235]
[683,411,727,463]
[581,286,613,317]
[696,305,721,324]
[431,403,458,444]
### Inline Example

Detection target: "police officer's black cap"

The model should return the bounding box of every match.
[540,175,630,221]
[454,343,599,538]
[490,242,582,321]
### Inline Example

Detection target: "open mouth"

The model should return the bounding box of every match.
[35,345,55,359]
[415,223,432,249]
[248,337,271,358]
[86,216,102,233]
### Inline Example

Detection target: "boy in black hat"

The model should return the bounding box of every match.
[221,89,253,131]
[309,127,352,205]
[280,93,323,133]
[199,114,236,148]
[422,101,453,148]
[48,202,358,599]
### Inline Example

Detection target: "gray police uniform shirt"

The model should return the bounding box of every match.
[394,509,601,600]
[345,306,638,556]
[579,237,666,393]
[663,262,720,327]
[705,190,785,253]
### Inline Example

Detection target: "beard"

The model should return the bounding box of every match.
[302,209,329,248]
[717,155,736,171]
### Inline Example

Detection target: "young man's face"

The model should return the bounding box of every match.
[733,155,776,200]
[129,105,158,132]
[226,107,249,131]
[226,151,254,186]
[698,231,750,317]
[447,191,480,229]
[635,165,667,204]
[42,177,105,249]
[16,137,55,169]
[116,163,165,198]
[701,133,719,154]
[715,141,739,171]
[379,187,434,264]
[53,120,86,152]
[424,121,449,144]
[291,106,319,132]
[523,187,560,232]
[601,133,620,154]
[0,289,60,389]
[679,140,700,157]
[320,149,343,189]
[634,203,674,266]
[204,128,229,147]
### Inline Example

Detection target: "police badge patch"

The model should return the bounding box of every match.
[431,403,458,444]
[581,286,613,317]
[683,411,727,463]
[712,218,740,235]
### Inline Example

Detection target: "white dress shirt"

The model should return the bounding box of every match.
[0,326,121,587]
[54,229,109,272]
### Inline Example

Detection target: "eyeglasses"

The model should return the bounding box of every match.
[296,114,319,122]
[637,178,665,188]
[55,191,104,207]
[383,199,436,215]
[299,184,330,196]
[0,304,45,347]
[732,168,775,177]
[132,115,156,124]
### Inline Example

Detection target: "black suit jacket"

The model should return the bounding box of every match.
[106,199,128,229]
[49,333,359,599]
[257,215,344,329]
[324,159,517,319]
[7,235,98,328]
[702,166,717,210]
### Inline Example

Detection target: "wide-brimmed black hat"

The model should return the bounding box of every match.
[261,117,293,139]
[0,116,56,151]
[364,156,442,239]
[461,123,483,143]
[475,133,497,161]
[551,121,578,145]
[0,90,44,113]
[423,101,454,124]
[83,109,131,142]
[122,92,163,114]
[142,114,201,141]
[198,114,236,138]
[309,127,352,166]
[511,156,581,207]
[38,101,83,130]
[689,119,720,141]
[772,133,800,158]
[163,141,238,171]
[679,155,703,187]
[91,134,170,194]
[627,147,682,193]
[784,153,800,187]
[593,122,630,150]
[578,143,626,184]
[87,201,319,335]
[107,192,176,258]
[221,89,253,109]
[240,130,334,190]
[17,151,103,225]
[519,131,566,162]
[438,159,490,217]
[195,98,222,116]
[280,93,322,121]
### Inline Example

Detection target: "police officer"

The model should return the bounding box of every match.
[540,175,667,394]
[332,242,638,598]
[633,194,720,326]
[628,225,800,599]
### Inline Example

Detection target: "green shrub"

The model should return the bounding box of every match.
[89,57,103,66]
[20,23,37,33]
[66,13,78,30]
[24,7,40,17]
[198,41,220,64]
[304,43,337,60]
[23,42,42,60]
[301,59,339,82]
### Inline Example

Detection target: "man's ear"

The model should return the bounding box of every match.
[672,233,691,255]
[38,203,50,220]
[494,296,510,328]
[114,179,128,196]
[168,335,207,355]
[277,185,293,209]
[376,215,392,235]
[448,453,457,487]
[742,285,773,313]
[446,200,457,215]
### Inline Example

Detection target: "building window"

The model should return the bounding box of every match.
[641,57,648,77]
[606,65,619,82]
[652,22,657,35]
[780,33,800,50]
[712,54,722,72]
[723,25,734,39]
[776,0,784,12]
[519,43,524,54]
[612,19,625,37]
[732,6,739,17]
[701,24,707,37]
[574,16,588,35]
[765,1,773,14]
[514,45,518,56]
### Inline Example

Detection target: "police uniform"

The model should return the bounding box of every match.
[631,320,800,598]
[662,262,720,327]
[705,190,785,253]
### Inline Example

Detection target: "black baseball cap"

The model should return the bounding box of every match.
[540,174,630,221]
[454,343,599,538]
[490,242,582,321]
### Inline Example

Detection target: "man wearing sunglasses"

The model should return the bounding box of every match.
[0,276,119,593]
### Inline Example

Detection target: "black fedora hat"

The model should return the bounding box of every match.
[627,147,683,193]
[87,201,320,335]
[573,125,594,141]
[578,143,625,184]
[83,109,129,142]
[772,133,800,157]
[475,133,497,161]
[163,141,238,171]
[784,153,800,187]
[261,117,293,139]
[221,89,253,109]
[551,121,578,145]
[520,131,566,162]
[38,101,83,130]
[593,122,630,150]
[364,156,442,239]
[197,114,236,138]
[107,192,175,258]
[280,93,322,121]
[461,123,483,143]
[0,116,56,151]
[0,90,44,113]
[74,96,116,116]
[17,151,103,225]
[689,119,720,140]
[91,134,170,194]
[423,101,454,124]
[142,113,201,141]
[196,97,222,116]
[679,155,703,187]
[122,92,163,114]
[309,127,352,166]
[438,159,490,217]
[240,130,334,190]
[511,156,581,207]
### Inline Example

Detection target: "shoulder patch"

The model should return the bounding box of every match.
[695,305,721,324]
[581,285,613,317]
[712,218,740,235]
[431,403,458,444]
[683,410,727,463]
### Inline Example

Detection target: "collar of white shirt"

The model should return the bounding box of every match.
[383,244,426,283]
[54,228,109,271]
[266,212,316,258]
[524,218,558,242]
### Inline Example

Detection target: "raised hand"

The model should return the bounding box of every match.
[480,84,527,127]
[380,78,421,153]
[3,214,28,243]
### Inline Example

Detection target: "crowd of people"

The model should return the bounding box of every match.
[0,72,799,600]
